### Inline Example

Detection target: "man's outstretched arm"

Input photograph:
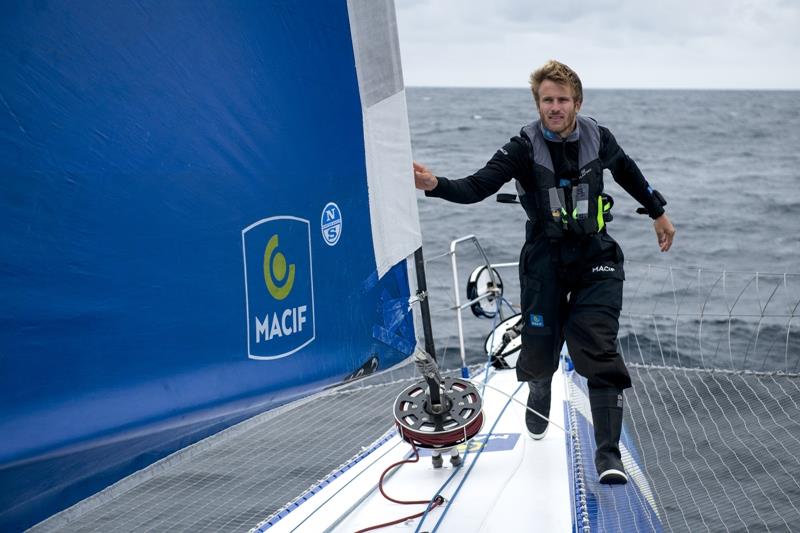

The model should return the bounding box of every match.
[412,138,528,204]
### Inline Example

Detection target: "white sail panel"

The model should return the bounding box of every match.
[348,0,422,276]
[363,90,421,276]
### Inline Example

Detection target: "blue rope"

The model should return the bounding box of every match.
[412,455,464,533]
[427,382,525,532]
[416,298,518,530]
[501,296,517,314]
[414,313,499,533]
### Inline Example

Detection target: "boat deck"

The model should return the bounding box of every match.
[262,358,673,533]
[266,365,573,532]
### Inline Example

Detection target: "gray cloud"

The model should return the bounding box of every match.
[395,0,800,88]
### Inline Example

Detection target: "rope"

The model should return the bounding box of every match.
[353,443,445,533]
[482,311,502,390]
[397,411,484,448]
[427,382,525,532]
[479,381,571,436]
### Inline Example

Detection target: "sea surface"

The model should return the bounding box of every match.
[407,88,800,370]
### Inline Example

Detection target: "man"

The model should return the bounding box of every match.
[413,60,675,484]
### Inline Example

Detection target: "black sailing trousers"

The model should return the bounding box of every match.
[515,231,632,391]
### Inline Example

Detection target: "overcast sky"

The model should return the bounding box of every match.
[395,0,800,89]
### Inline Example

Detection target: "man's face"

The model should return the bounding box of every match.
[537,79,581,137]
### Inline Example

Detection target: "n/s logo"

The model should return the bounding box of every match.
[321,202,342,246]
[242,217,315,359]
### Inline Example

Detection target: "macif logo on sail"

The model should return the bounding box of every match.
[242,216,315,359]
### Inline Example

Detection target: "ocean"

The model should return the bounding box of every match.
[407,87,800,369]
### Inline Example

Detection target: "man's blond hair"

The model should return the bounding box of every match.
[529,60,583,105]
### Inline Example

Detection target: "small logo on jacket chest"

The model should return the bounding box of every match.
[592,265,615,273]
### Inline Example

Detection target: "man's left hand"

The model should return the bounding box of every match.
[654,214,675,252]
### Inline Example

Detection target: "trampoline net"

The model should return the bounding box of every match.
[30,363,476,533]
[613,263,800,532]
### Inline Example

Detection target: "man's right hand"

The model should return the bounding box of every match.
[654,213,676,252]
[413,161,438,191]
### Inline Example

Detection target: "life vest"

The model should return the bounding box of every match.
[518,115,610,240]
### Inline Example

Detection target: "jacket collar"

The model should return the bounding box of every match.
[540,119,580,142]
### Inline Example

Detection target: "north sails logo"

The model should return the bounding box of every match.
[242,216,315,360]
[592,265,615,273]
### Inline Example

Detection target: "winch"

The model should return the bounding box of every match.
[393,350,484,467]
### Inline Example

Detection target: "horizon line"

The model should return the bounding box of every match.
[405,85,800,91]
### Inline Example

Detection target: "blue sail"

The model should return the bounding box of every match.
[0,1,420,529]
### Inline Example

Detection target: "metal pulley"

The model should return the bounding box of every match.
[484,313,523,369]
[466,265,503,318]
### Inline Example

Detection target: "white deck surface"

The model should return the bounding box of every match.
[266,366,572,532]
